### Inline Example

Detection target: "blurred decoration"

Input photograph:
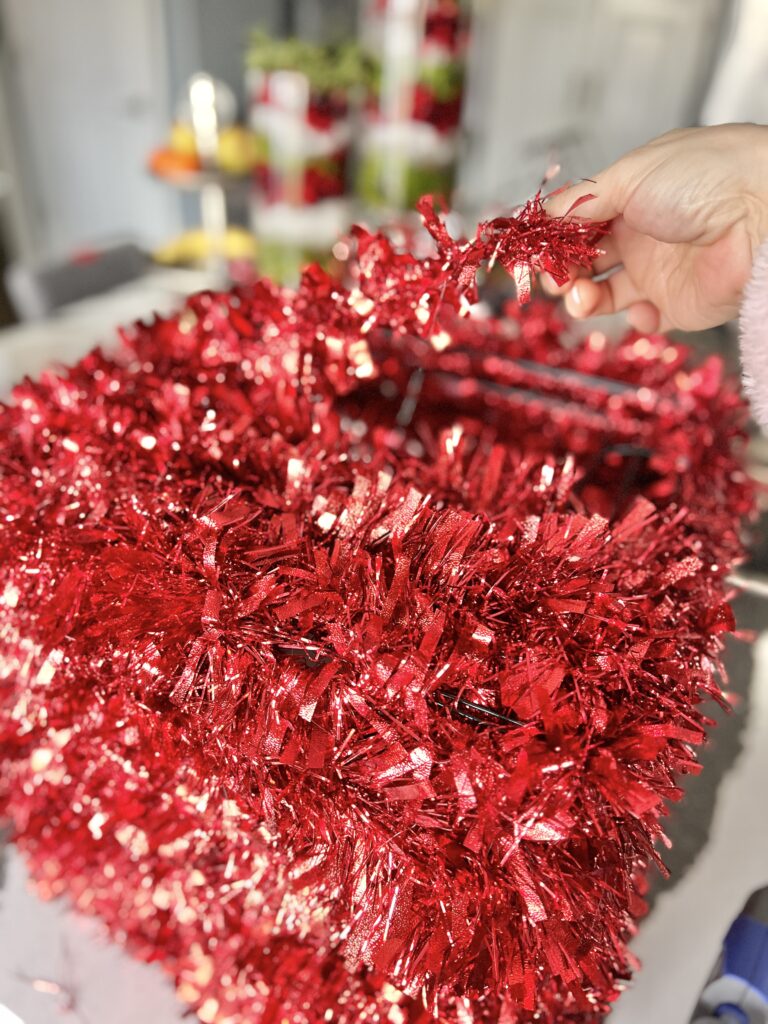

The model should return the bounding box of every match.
[241,5,471,284]
[245,30,374,97]
[148,73,258,277]
[245,32,372,283]
[152,226,258,268]
[357,0,469,212]
[149,122,261,180]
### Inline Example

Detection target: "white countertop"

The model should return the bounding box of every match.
[0,266,219,397]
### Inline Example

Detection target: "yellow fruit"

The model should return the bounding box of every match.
[169,122,198,157]
[153,228,258,266]
[217,126,260,176]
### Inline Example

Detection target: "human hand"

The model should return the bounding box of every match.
[544,124,768,332]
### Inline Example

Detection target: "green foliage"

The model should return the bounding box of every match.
[246,31,375,95]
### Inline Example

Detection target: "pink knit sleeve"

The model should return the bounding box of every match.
[740,237,768,431]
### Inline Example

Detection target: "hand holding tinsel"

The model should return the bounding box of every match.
[337,191,609,346]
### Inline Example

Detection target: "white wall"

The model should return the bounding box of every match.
[702,0,768,124]
[459,0,730,212]
[0,0,182,260]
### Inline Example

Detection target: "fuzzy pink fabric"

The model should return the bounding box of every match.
[740,238,768,431]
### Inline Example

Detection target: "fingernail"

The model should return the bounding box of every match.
[570,284,583,308]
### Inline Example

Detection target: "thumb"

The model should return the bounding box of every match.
[544,159,634,223]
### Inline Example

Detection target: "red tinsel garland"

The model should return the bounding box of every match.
[0,199,753,1024]
[417,192,608,305]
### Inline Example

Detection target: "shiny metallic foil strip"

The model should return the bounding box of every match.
[0,202,754,1023]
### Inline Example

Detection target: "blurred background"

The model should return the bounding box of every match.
[1,3,768,1024]
[0,0,763,318]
